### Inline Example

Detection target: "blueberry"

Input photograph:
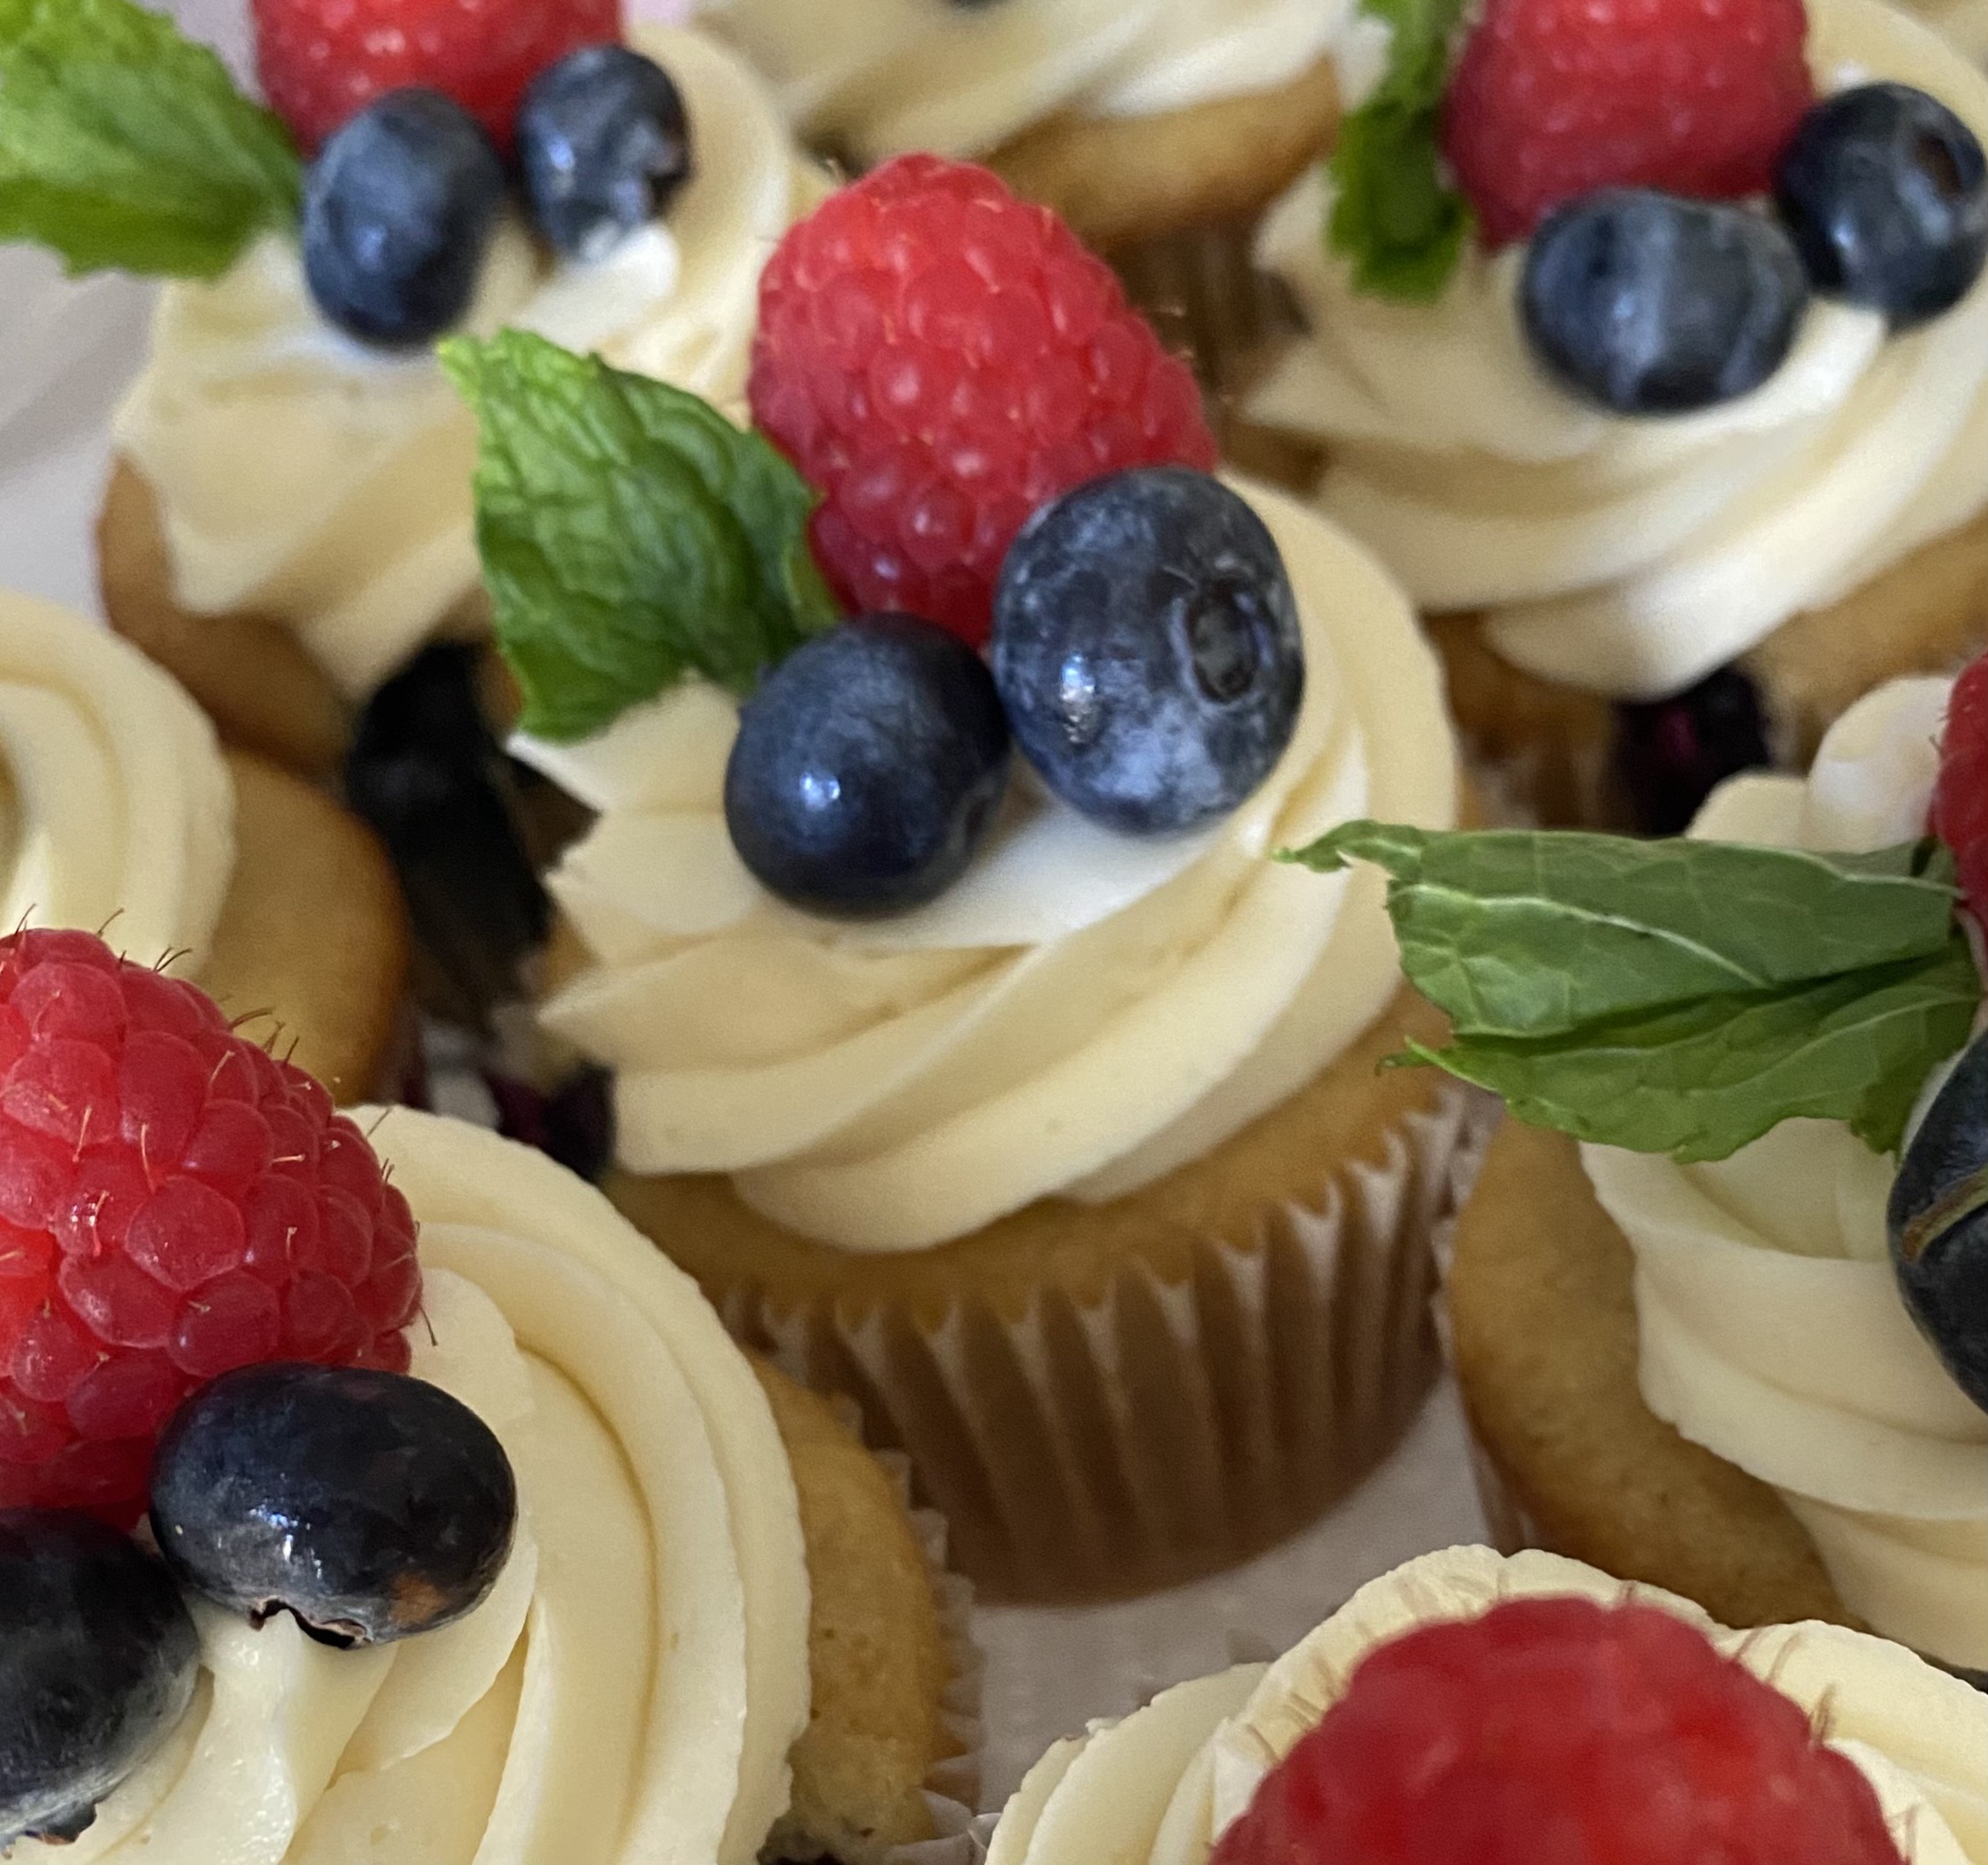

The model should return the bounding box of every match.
[303,89,506,348]
[1776,84,1988,329]
[990,467,1304,836]
[1887,1033,1988,1415]
[517,46,693,259]
[345,643,550,1028]
[0,1513,199,1849]
[149,1364,517,1647]
[724,614,1010,917]
[1521,190,1809,414]
[1612,666,1772,835]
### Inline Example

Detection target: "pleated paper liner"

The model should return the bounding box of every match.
[611,987,1478,1606]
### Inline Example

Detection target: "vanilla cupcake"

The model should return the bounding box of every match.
[1249,0,1988,827]
[0,590,405,1101]
[987,1546,1987,1865]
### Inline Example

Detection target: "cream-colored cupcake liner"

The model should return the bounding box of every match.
[723,1085,1476,1607]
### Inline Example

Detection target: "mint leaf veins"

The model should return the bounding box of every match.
[0,0,302,279]
[441,329,841,743]
[1285,822,1979,1161]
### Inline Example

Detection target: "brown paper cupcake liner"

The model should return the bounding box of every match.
[718,1083,1476,1606]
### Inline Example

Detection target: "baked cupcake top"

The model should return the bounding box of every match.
[0,938,814,1861]
[1250,0,1988,700]
[697,0,1389,166]
[1300,660,1988,1671]
[448,156,1456,1251]
[988,1545,1987,1865]
[0,591,234,970]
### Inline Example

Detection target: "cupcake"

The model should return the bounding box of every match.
[0,0,830,779]
[0,941,975,1861]
[453,155,1470,1603]
[986,1544,1987,1865]
[1247,0,1988,829]
[1288,665,1988,1670]
[0,590,406,1102]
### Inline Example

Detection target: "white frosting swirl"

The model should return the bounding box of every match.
[1582,675,1988,1670]
[988,1546,1988,1865]
[515,479,1457,1252]
[1912,0,1988,60]
[0,592,233,971]
[113,26,825,700]
[18,1110,813,1865]
[696,0,1390,165]
[1248,0,1988,700]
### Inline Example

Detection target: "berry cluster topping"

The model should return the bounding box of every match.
[748,155,1218,649]
[0,930,420,1526]
[1211,1597,1906,1865]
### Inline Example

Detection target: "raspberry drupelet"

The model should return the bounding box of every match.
[0,930,420,1525]
[748,154,1218,649]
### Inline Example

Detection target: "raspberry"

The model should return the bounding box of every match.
[1440,0,1815,247]
[0,931,420,1527]
[747,155,1217,648]
[252,0,620,152]
[1933,651,1988,923]
[1210,1597,1905,1865]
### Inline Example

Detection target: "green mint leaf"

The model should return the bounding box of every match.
[1326,0,1473,302]
[1286,821,1977,1160]
[441,329,840,742]
[0,0,301,279]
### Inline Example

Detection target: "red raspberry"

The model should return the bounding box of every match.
[747,155,1217,648]
[1440,0,1815,247]
[1933,651,1988,923]
[252,0,620,152]
[0,931,421,1527]
[1210,1597,1904,1865]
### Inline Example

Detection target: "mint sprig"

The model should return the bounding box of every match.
[1285,822,1979,1160]
[0,0,301,279]
[442,330,840,742]
[1326,0,1473,302]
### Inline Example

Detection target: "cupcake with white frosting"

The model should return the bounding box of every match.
[1248,0,1988,828]
[0,588,405,1101]
[0,943,974,1862]
[987,1545,1987,1865]
[450,155,1473,1602]
[1294,667,1988,1670]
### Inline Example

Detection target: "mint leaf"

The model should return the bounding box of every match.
[442,330,840,742]
[1286,822,1977,1160]
[0,0,301,279]
[1326,0,1473,301]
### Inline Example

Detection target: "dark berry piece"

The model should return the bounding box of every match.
[1887,1030,1988,1415]
[149,1363,516,1646]
[344,643,550,1028]
[991,468,1304,836]
[302,88,506,348]
[1521,190,1809,414]
[1612,666,1771,835]
[0,1512,199,1850]
[1775,84,1988,329]
[517,46,693,259]
[724,615,1012,918]
[486,1065,615,1183]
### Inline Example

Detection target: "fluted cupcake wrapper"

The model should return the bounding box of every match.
[721,1086,1477,1606]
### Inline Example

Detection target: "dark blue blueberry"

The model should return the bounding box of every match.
[149,1364,517,1647]
[302,89,506,348]
[990,467,1303,835]
[1776,84,1988,329]
[1612,666,1771,836]
[0,1512,198,1849]
[517,45,693,259]
[724,614,1011,917]
[345,643,551,1028]
[1521,190,1808,414]
[1886,1032,1988,1416]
